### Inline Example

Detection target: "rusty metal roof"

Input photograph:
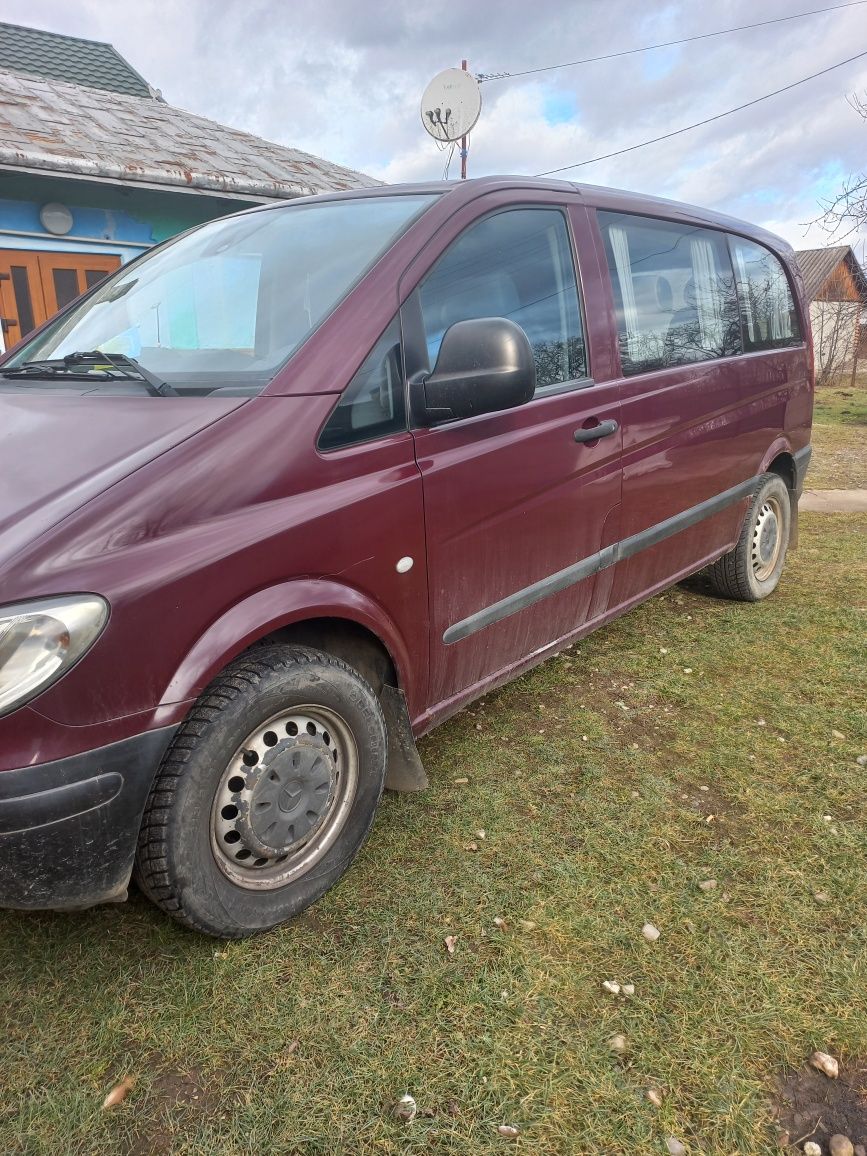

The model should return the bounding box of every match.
[0,21,154,98]
[0,67,378,201]
[795,245,867,301]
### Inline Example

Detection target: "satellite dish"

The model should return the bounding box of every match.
[420,68,481,142]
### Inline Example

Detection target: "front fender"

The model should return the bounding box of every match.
[159,578,415,711]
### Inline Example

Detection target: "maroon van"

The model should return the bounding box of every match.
[0,178,812,936]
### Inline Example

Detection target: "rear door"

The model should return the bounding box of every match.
[404,198,622,720]
[591,211,805,608]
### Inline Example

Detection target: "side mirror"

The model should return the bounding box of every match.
[420,317,536,424]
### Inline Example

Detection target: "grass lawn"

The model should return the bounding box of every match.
[1,512,865,1155]
[809,380,867,489]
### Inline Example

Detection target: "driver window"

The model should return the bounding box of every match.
[418,208,587,388]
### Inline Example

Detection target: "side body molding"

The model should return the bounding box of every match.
[159,578,415,714]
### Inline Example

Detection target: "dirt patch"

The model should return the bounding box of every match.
[772,1056,867,1151]
[124,1065,227,1156]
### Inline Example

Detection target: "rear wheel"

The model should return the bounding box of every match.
[134,645,387,938]
[705,473,791,601]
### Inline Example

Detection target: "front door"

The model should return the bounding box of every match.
[404,202,622,720]
[0,250,120,351]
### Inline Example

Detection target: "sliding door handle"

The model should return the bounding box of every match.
[574,418,618,443]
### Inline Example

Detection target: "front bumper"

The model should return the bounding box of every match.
[0,726,178,910]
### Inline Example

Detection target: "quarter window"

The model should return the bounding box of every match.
[729,237,801,351]
[318,317,406,450]
[599,212,741,376]
[418,208,587,389]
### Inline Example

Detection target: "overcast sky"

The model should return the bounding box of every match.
[6,0,867,254]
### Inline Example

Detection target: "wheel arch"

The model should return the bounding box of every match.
[760,443,799,548]
[159,579,416,715]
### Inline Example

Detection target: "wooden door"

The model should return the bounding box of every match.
[0,251,49,351]
[0,250,121,353]
[38,252,121,315]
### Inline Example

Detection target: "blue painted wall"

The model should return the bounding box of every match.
[0,173,258,263]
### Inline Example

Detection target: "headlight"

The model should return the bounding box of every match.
[0,595,109,717]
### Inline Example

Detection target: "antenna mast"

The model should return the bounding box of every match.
[461,59,468,179]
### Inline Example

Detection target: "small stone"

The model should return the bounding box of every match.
[757,719,767,726]
[810,1049,839,1079]
[631,790,641,798]
[393,1094,417,1122]
[683,668,693,674]
[824,815,833,823]
[666,1138,687,1156]
[699,879,717,891]
[444,935,457,955]
[830,1136,855,1156]
[699,785,710,791]
[642,922,661,943]
[602,980,621,995]
[475,830,486,840]
[856,755,867,767]
[853,1144,865,1156]
[497,1124,520,1138]
[464,842,479,852]
[493,916,507,930]
[608,1033,628,1055]
[623,983,635,996]
[814,890,831,904]
[832,729,846,740]
[453,777,469,784]
[645,1087,663,1107]
[777,1133,790,1149]
[804,1144,822,1156]
[518,920,537,931]
[659,647,669,654]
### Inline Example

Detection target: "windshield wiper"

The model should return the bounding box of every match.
[0,351,179,396]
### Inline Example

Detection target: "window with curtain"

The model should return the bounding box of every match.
[598,212,742,376]
[728,237,802,352]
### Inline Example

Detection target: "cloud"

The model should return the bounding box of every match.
[4,0,867,253]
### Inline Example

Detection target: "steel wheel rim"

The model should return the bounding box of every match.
[210,704,358,890]
[751,495,784,582]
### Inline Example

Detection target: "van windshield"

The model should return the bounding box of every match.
[4,194,437,395]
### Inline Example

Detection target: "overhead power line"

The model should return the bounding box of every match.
[536,47,867,176]
[478,1,867,83]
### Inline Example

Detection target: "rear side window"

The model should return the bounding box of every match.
[728,237,802,351]
[318,317,405,450]
[418,208,587,389]
[599,212,741,376]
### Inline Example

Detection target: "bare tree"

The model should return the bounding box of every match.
[817,94,867,240]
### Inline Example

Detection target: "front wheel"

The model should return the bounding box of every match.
[705,473,791,601]
[134,645,387,938]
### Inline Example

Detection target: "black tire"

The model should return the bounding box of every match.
[134,645,387,938]
[705,473,791,602]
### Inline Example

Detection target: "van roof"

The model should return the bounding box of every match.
[248,175,794,257]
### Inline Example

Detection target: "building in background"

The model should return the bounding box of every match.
[0,21,377,351]
[795,244,867,385]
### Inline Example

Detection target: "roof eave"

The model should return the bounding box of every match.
[0,148,328,203]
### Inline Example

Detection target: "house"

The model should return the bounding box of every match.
[795,245,867,385]
[0,21,377,351]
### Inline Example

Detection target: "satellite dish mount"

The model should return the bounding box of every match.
[420,62,481,179]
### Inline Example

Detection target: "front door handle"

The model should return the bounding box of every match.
[574,418,618,443]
